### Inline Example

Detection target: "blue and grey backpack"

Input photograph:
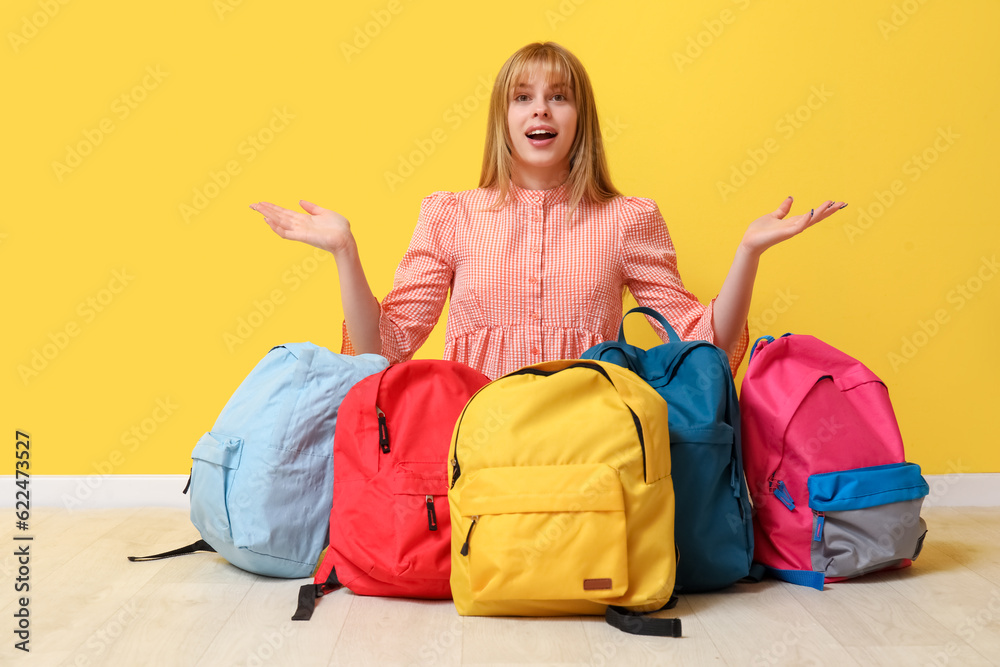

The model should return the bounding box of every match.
[129,343,388,578]
[582,307,754,592]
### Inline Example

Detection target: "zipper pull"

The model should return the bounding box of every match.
[426,495,438,531]
[773,480,796,511]
[450,457,461,488]
[813,511,825,541]
[460,516,478,556]
[376,406,390,454]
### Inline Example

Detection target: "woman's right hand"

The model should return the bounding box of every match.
[250,200,354,256]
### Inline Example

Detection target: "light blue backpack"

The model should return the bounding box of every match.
[129,343,388,578]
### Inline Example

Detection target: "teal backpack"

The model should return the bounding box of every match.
[582,307,754,592]
[130,343,388,578]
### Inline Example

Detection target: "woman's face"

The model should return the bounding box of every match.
[507,67,578,183]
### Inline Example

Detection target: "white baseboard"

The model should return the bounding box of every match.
[0,473,997,509]
[922,473,1000,508]
[4,475,190,510]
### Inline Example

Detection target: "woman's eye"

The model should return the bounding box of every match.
[552,94,565,102]
[514,94,529,102]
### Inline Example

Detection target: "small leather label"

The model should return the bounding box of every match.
[583,578,613,591]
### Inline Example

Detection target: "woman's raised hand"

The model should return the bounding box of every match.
[740,196,846,256]
[250,200,354,256]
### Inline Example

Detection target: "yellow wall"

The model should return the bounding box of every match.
[4,1,997,475]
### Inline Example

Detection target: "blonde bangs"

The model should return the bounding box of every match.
[504,46,575,100]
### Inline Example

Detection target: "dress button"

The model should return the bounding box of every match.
[531,313,539,320]
[531,347,540,355]
[528,277,537,284]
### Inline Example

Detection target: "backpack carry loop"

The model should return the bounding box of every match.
[605,597,682,637]
[127,539,216,562]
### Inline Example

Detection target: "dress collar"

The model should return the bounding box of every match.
[507,179,571,206]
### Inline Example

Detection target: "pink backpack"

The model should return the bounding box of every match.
[293,359,489,620]
[740,334,928,589]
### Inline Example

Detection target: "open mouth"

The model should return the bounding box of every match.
[526,129,558,143]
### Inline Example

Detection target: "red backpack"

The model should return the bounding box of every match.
[293,359,489,620]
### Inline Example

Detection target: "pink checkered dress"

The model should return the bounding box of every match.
[344,181,748,380]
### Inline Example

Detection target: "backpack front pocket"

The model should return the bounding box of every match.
[190,431,243,542]
[458,464,628,602]
[392,461,451,579]
[808,462,929,579]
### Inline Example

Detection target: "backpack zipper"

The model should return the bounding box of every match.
[376,405,390,454]
[812,510,825,541]
[426,495,438,531]
[459,516,478,556]
[771,478,795,511]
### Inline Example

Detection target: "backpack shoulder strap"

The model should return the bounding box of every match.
[605,597,682,637]
[292,566,343,621]
[127,539,215,562]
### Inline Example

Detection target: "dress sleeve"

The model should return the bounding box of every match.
[341,191,457,364]
[620,197,748,374]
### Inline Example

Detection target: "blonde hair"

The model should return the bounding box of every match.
[478,42,621,218]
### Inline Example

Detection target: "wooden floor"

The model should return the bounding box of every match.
[2,506,998,666]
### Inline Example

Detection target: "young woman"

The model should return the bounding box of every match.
[250,42,845,380]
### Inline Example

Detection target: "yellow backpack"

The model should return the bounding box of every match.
[448,359,681,636]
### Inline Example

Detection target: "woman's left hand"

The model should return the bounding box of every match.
[741,196,846,256]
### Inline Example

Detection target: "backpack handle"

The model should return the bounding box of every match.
[748,333,794,364]
[748,336,774,363]
[619,307,681,344]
